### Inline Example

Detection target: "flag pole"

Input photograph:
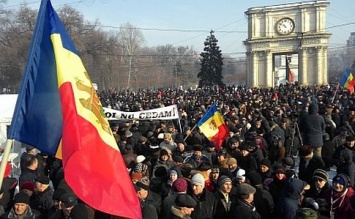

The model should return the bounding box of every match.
[0,139,13,189]
[331,83,339,103]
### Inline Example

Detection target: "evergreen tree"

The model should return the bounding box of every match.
[197,30,225,87]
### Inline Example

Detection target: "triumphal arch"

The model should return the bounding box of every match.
[244,0,331,87]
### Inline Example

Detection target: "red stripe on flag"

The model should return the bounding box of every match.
[59,83,141,219]
[210,124,229,151]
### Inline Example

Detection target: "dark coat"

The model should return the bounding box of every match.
[214,189,232,218]
[189,189,216,219]
[300,103,326,148]
[228,198,261,219]
[337,149,355,187]
[298,155,325,185]
[32,187,54,218]
[274,178,306,219]
[253,187,274,219]
[19,168,39,187]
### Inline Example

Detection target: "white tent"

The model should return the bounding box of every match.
[0,94,18,148]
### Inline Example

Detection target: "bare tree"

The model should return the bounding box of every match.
[116,22,145,89]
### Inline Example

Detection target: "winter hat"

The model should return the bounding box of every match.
[197,161,213,171]
[172,178,188,193]
[346,135,355,142]
[170,169,178,176]
[236,183,256,199]
[172,155,184,163]
[191,173,205,187]
[14,192,30,204]
[312,169,329,182]
[134,163,148,173]
[260,159,272,169]
[136,155,146,164]
[160,149,169,156]
[35,176,50,185]
[20,181,35,192]
[175,194,197,208]
[70,203,89,219]
[247,171,262,186]
[218,175,232,187]
[333,174,350,188]
[125,130,133,138]
[273,165,286,174]
[282,157,294,167]
[154,166,168,177]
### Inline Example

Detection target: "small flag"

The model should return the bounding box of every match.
[286,56,294,83]
[340,68,355,94]
[7,0,141,218]
[197,103,229,151]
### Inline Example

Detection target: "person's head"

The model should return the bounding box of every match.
[13,192,30,216]
[333,174,351,193]
[218,175,232,194]
[312,169,329,189]
[192,145,203,157]
[217,149,227,162]
[229,137,239,149]
[25,155,38,170]
[176,142,185,151]
[236,169,246,184]
[172,178,188,194]
[260,159,271,173]
[35,176,50,192]
[191,173,205,195]
[135,181,149,200]
[169,169,178,182]
[211,167,220,180]
[160,149,170,161]
[346,135,355,148]
[236,183,256,204]
[20,181,35,197]
[164,133,172,143]
[273,165,286,181]
[61,193,78,216]
[206,141,216,152]
[70,203,89,219]
[239,144,250,157]
[175,194,197,216]
[52,188,67,211]
[25,146,36,155]
[226,158,238,172]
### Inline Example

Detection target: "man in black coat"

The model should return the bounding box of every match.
[228,183,261,219]
[214,176,233,218]
[298,145,325,185]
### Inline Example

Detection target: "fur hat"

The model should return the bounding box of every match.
[247,171,262,186]
[191,173,205,187]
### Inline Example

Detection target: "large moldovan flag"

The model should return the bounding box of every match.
[197,103,229,151]
[7,0,141,218]
[339,68,355,94]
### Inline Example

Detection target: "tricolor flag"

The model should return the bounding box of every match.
[286,56,295,83]
[7,0,141,218]
[197,103,229,151]
[339,68,355,94]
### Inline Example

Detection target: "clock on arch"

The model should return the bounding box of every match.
[276,17,295,35]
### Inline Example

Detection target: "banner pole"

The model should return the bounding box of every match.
[0,139,13,189]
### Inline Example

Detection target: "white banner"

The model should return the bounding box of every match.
[103,105,179,120]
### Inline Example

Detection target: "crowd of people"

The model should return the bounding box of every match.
[1,83,355,219]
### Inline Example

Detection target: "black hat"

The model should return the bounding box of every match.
[193,145,203,151]
[61,193,78,208]
[282,157,294,167]
[172,155,184,163]
[175,194,197,208]
[346,135,355,142]
[14,192,30,204]
[53,188,67,201]
[260,159,272,168]
[206,141,216,148]
[70,203,89,219]
[160,149,169,156]
[35,176,50,185]
[239,143,250,151]
[217,149,227,157]
[247,171,262,186]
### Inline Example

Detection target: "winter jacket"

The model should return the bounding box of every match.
[228,198,261,219]
[300,103,326,148]
[189,189,216,219]
[253,187,274,219]
[214,189,232,218]
[1,207,41,219]
[298,155,325,185]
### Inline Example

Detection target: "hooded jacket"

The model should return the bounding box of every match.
[300,103,326,148]
[275,178,308,219]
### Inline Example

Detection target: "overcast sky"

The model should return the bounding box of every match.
[6,0,355,57]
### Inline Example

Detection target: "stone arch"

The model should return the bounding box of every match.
[244,1,331,87]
